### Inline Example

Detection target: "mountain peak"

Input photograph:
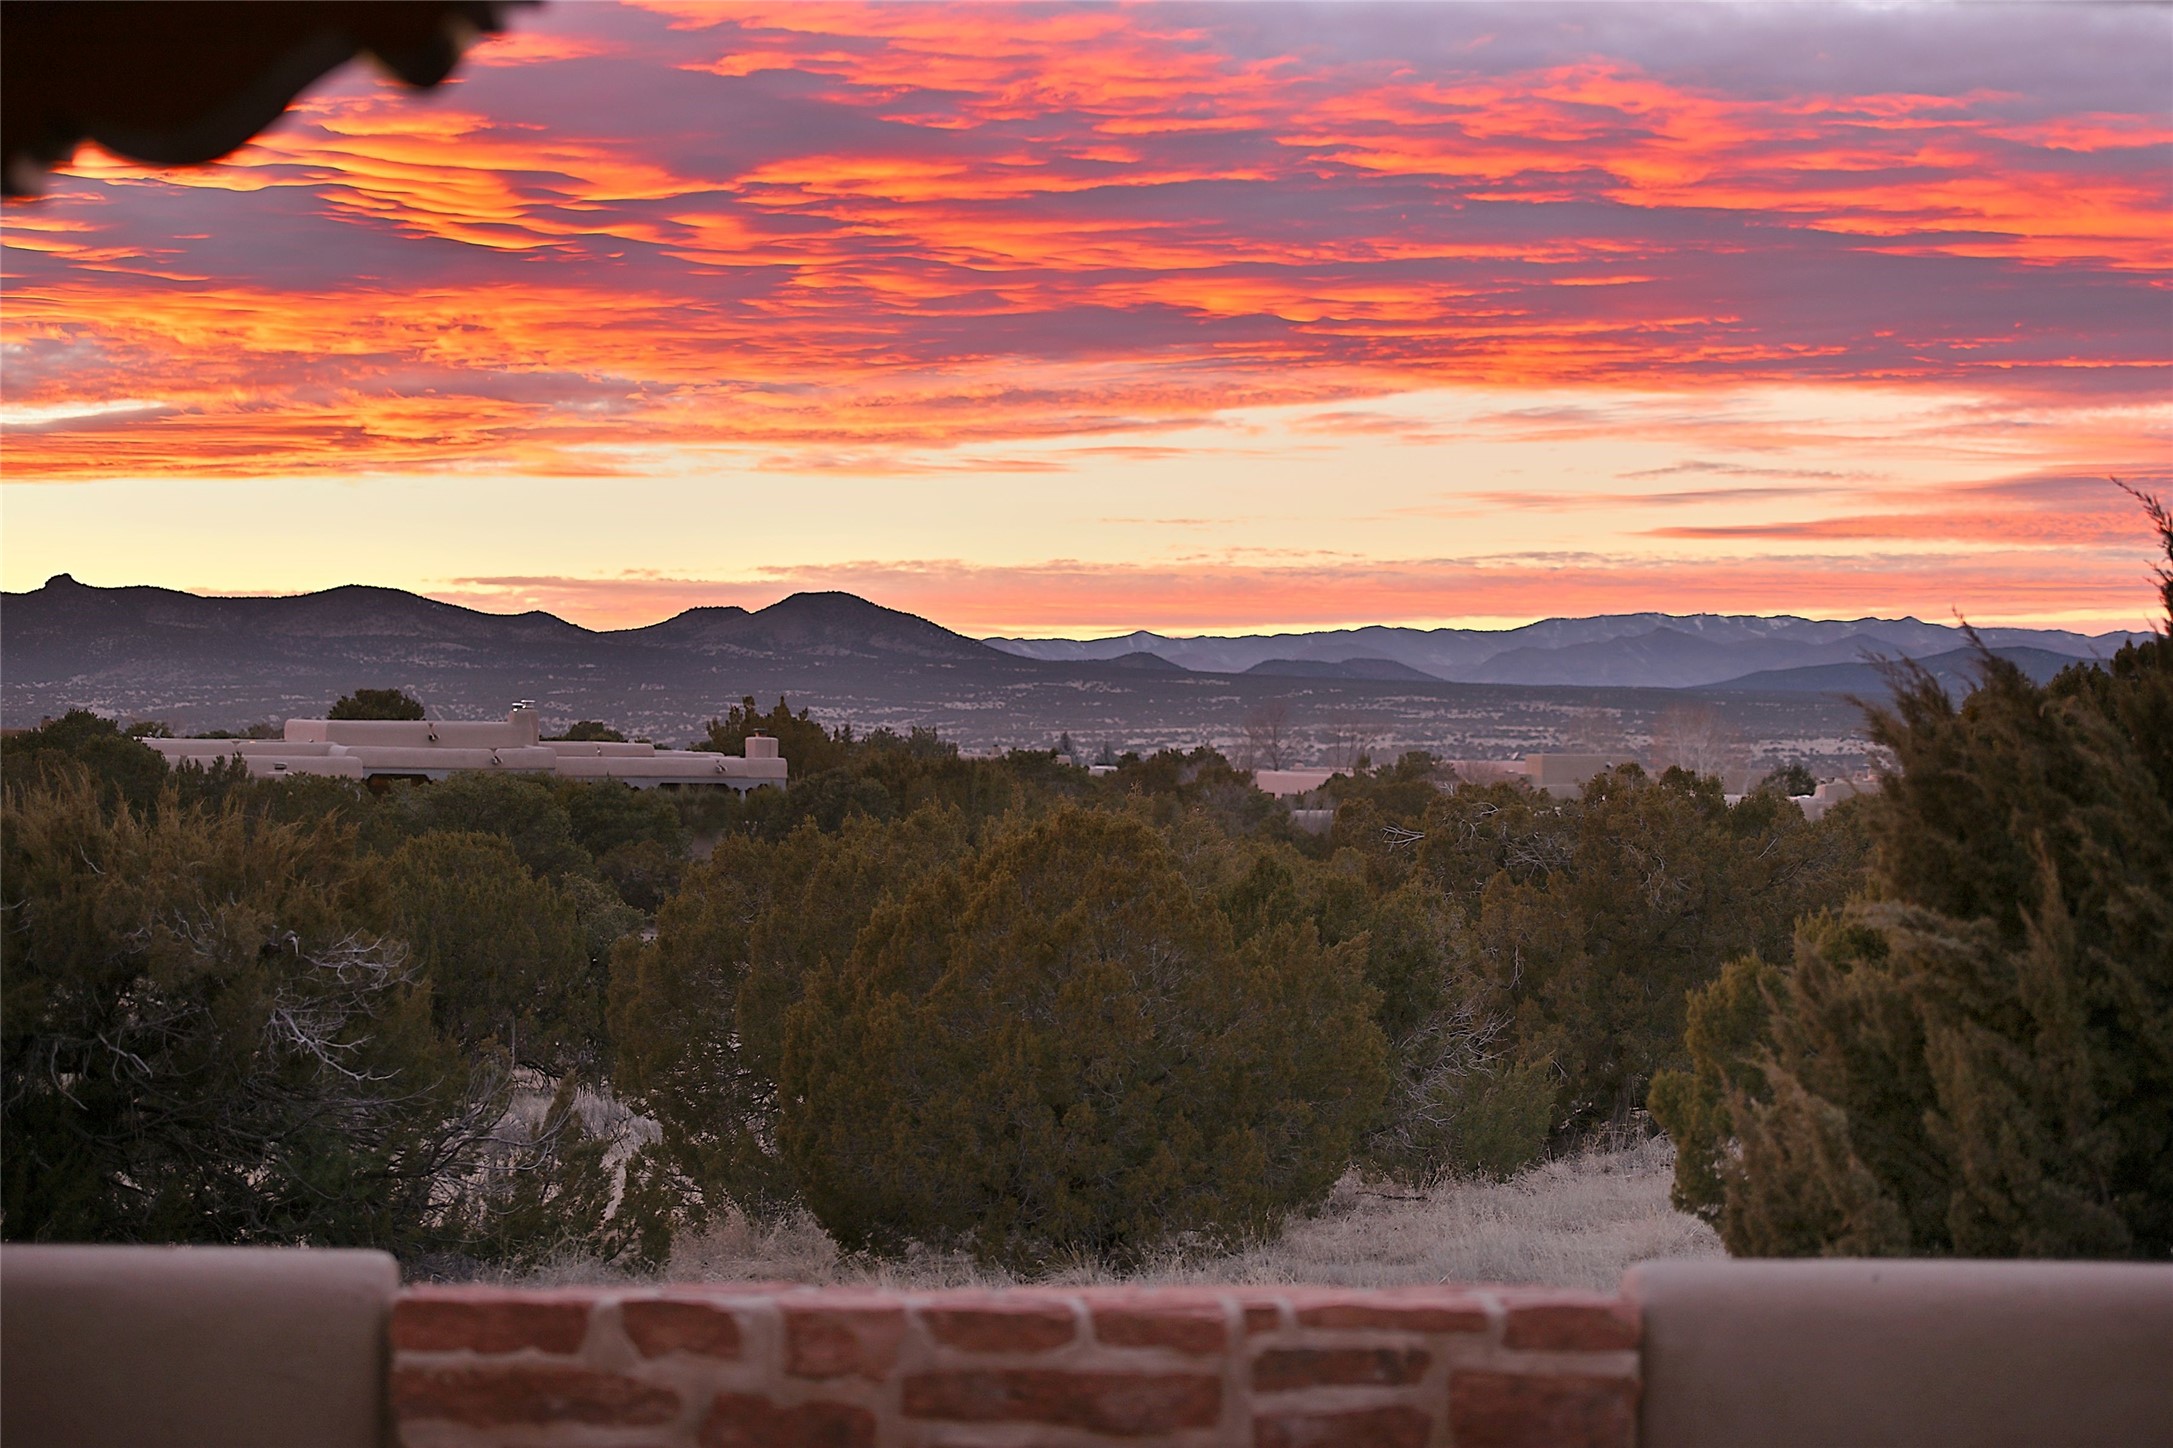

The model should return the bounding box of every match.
[759,590,908,621]
[615,590,1002,663]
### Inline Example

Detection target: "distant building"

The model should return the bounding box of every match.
[1798,776,1874,822]
[1519,753,1630,798]
[1443,753,1632,798]
[1253,767,1341,799]
[1252,768,1346,835]
[144,704,786,792]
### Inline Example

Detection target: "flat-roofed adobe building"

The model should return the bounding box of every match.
[145,704,786,792]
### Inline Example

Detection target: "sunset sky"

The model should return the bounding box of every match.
[3,1,2168,636]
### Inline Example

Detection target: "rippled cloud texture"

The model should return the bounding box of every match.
[3,1,2168,631]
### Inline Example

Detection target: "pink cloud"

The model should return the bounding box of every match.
[1645,471,2171,547]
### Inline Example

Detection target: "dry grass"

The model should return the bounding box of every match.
[517,1135,1718,1291]
[1193,1135,1722,1291]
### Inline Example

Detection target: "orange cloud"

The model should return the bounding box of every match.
[9,5,2166,474]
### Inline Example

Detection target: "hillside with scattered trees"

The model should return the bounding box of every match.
[6,500,2167,1271]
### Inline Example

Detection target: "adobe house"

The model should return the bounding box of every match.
[144,703,788,792]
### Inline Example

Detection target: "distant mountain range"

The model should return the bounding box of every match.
[985,615,2145,690]
[2,574,2147,763]
[1707,645,2087,695]
[1244,657,1440,682]
[2,575,1034,738]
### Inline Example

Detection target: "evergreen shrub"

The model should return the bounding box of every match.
[1652,499,2173,1257]
[779,808,1389,1266]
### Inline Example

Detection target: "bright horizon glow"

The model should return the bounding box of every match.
[4,2,2168,636]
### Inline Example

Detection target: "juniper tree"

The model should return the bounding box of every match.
[1160,820,1550,1182]
[328,688,425,721]
[381,771,591,880]
[778,807,1387,1267]
[700,696,847,779]
[1454,766,1862,1136]
[1354,880,1553,1181]
[553,721,626,743]
[2,771,475,1245]
[3,768,632,1258]
[553,780,688,910]
[1653,497,2173,1257]
[379,831,600,1073]
[607,808,972,1216]
[0,709,170,813]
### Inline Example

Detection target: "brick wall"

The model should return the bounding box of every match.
[391,1283,1638,1447]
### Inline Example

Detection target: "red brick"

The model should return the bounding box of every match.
[1500,1294,1640,1352]
[701,1392,876,1448]
[1449,1370,1638,1448]
[783,1301,908,1380]
[1257,1404,1434,1448]
[1292,1289,1489,1334]
[921,1296,1077,1352]
[1253,1346,1430,1392]
[1091,1303,1227,1355]
[902,1368,1223,1435]
[1231,1290,1289,1333]
[622,1297,744,1359]
[391,1363,678,1427]
[391,1289,594,1354]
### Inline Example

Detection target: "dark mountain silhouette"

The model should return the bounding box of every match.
[1243,657,1439,682]
[2,574,2092,770]
[986,613,2137,683]
[1708,646,2086,696]
[6,573,588,658]
[2,573,606,683]
[1461,626,1903,689]
[1094,651,1188,673]
[617,591,999,663]
[0,576,1020,733]
[604,604,752,650]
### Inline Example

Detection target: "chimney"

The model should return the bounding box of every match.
[744,734,780,759]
